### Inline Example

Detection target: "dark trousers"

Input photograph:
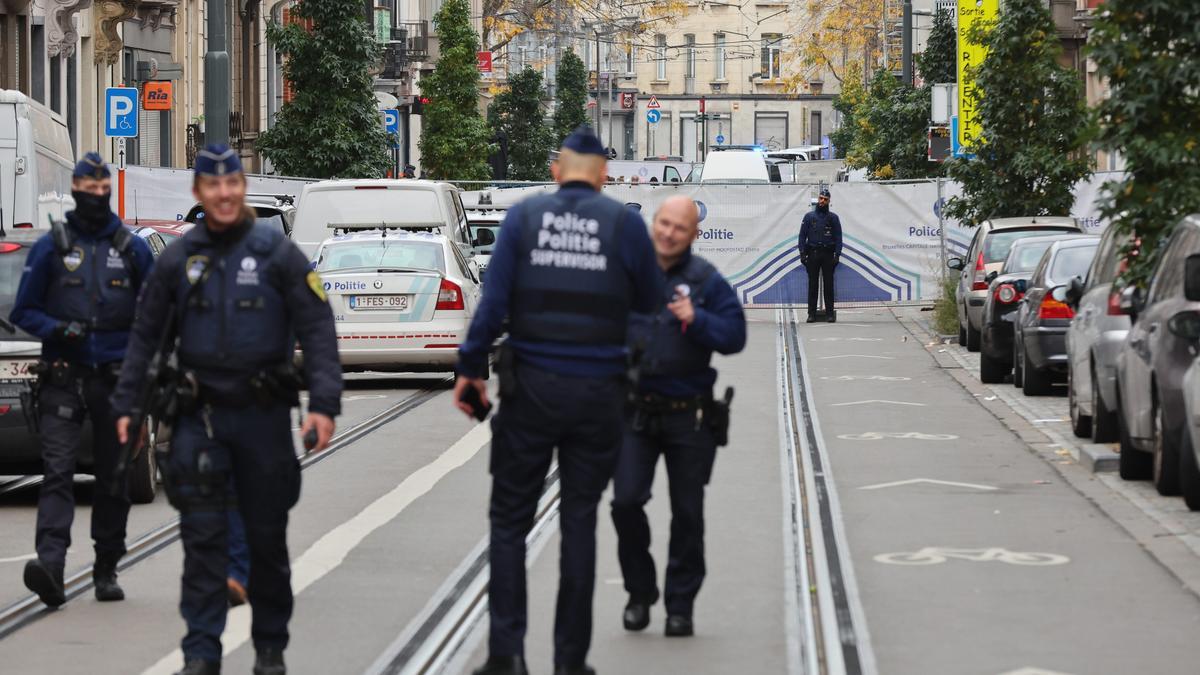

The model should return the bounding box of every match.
[805,247,837,316]
[610,409,718,617]
[167,404,300,663]
[488,364,625,668]
[36,375,129,569]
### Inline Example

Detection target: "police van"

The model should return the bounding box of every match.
[292,180,482,275]
[0,90,74,231]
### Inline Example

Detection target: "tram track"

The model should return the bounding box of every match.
[0,475,41,497]
[0,381,449,641]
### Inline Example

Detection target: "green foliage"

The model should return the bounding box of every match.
[934,274,960,336]
[945,0,1092,226]
[846,71,937,180]
[553,49,589,146]
[1090,2,1200,286]
[489,68,553,181]
[258,0,390,178]
[419,0,493,181]
[918,8,956,85]
[830,62,865,160]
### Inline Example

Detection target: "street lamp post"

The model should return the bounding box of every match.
[205,0,231,146]
[902,0,913,86]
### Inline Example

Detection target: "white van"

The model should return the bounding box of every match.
[292,179,482,268]
[0,90,73,230]
[698,149,772,184]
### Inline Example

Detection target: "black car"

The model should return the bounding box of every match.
[1013,237,1101,395]
[979,234,1090,383]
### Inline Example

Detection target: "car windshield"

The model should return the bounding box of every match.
[1049,243,1099,286]
[469,222,501,255]
[1004,240,1058,273]
[317,240,446,274]
[985,228,1074,263]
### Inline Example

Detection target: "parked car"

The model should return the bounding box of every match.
[312,229,483,373]
[1011,236,1100,395]
[185,193,295,237]
[1115,215,1200,493]
[465,205,505,281]
[1171,295,1200,509]
[947,217,1083,352]
[979,234,1089,383]
[1064,225,1133,441]
[129,225,172,256]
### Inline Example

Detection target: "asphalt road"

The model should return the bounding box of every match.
[1,309,1199,675]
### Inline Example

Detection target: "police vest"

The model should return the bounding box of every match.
[804,211,838,249]
[509,192,632,345]
[629,255,718,378]
[44,224,139,331]
[175,223,292,372]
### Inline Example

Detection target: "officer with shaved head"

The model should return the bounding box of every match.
[612,194,746,639]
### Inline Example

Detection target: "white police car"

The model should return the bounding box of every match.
[312,230,482,372]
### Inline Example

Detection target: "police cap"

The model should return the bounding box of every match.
[819,187,832,199]
[561,126,606,157]
[194,144,244,177]
[73,152,111,180]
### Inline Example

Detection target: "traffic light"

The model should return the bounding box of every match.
[412,96,430,115]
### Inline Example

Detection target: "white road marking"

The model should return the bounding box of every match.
[140,422,492,675]
[343,394,389,402]
[809,337,884,342]
[830,400,927,407]
[0,549,75,564]
[998,668,1075,675]
[820,375,912,382]
[858,478,997,492]
[873,547,1069,566]
[837,432,959,441]
[818,355,895,360]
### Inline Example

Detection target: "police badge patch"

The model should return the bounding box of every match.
[62,247,84,272]
[186,255,210,285]
[306,271,327,302]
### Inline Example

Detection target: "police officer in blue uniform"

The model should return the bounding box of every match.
[611,195,746,638]
[455,127,662,675]
[111,145,342,675]
[798,187,843,323]
[9,152,155,607]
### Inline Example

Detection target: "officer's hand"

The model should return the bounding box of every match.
[301,412,335,453]
[667,296,695,326]
[54,321,88,342]
[453,376,489,419]
[833,254,841,267]
[116,416,132,445]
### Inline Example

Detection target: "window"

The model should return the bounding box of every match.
[761,33,782,79]
[625,43,635,75]
[714,33,726,80]
[31,24,44,103]
[655,34,666,80]
[1049,244,1100,286]
[685,34,696,79]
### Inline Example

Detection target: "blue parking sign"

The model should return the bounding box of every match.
[105,87,139,138]
[381,109,400,149]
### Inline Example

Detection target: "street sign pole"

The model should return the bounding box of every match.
[117,139,126,219]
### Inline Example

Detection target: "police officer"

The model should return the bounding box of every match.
[9,152,155,607]
[111,145,342,675]
[798,187,843,323]
[455,127,661,675]
[612,196,746,638]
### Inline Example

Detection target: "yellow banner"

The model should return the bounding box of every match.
[957,0,1000,151]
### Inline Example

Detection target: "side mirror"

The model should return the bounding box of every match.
[985,271,998,284]
[1014,278,1028,294]
[947,257,964,271]
[1120,285,1145,322]
[1050,285,1070,303]
[472,228,496,248]
[1168,310,1200,341]
[1186,254,1200,302]
[1065,276,1085,308]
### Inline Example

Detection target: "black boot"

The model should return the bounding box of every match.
[827,310,837,323]
[93,556,125,602]
[253,647,286,675]
[806,314,817,324]
[665,614,694,637]
[174,659,220,675]
[23,559,65,607]
[623,599,651,631]
[554,666,596,675]
[473,656,529,675]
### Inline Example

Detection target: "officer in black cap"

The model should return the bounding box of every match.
[612,195,746,638]
[798,187,843,323]
[455,126,662,675]
[9,152,155,608]
[111,144,343,675]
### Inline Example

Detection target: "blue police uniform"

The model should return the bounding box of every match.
[110,146,342,675]
[9,152,155,607]
[458,128,661,675]
[611,251,746,633]
[798,189,843,322]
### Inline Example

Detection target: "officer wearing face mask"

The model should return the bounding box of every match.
[9,152,155,608]
[798,187,843,323]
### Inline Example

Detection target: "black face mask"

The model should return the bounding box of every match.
[71,191,112,230]
[817,202,830,213]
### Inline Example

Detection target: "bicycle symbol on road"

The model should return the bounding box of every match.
[838,432,959,441]
[875,547,1070,566]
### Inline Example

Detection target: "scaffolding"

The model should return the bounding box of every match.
[882,0,905,75]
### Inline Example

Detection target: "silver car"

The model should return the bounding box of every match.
[1175,306,1200,511]
[1065,225,1133,442]
[1115,215,1200,494]
[947,217,1082,352]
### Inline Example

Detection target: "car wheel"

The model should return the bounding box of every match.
[1118,389,1152,480]
[958,323,967,347]
[1180,430,1200,511]
[966,321,981,352]
[1092,366,1119,443]
[980,348,1008,384]
[1012,340,1024,389]
[1152,401,1182,496]
[1069,364,1092,438]
[128,420,158,505]
[1022,344,1052,396]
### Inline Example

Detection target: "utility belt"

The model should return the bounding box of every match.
[628,386,734,447]
[184,363,305,412]
[35,359,122,388]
